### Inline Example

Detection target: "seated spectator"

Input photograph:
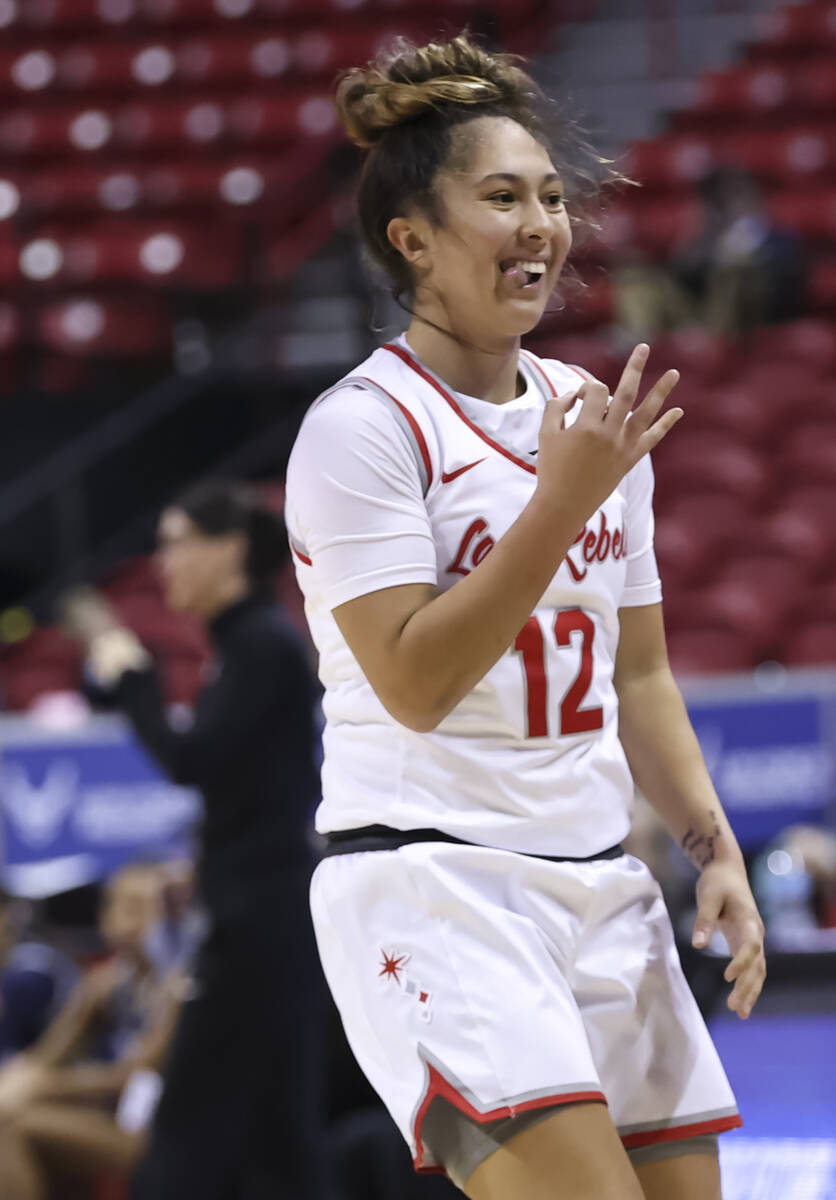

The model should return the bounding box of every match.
[0,889,78,1065]
[614,166,807,339]
[0,864,182,1200]
[142,860,204,979]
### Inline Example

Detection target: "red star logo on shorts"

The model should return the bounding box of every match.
[378,950,408,983]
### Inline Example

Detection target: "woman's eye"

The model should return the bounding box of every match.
[490,192,515,204]
[546,193,565,208]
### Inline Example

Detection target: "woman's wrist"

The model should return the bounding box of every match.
[679,807,745,873]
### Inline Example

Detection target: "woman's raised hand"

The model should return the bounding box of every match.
[535,343,682,526]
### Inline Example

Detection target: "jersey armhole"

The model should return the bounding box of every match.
[313,376,433,498]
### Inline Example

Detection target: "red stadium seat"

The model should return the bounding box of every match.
[653,432,769,508]
[675,575,794,652]
[782,621,836,667]
[654,509,759,586]
[623,135,716,190]
[780,421,836,487]
[807,579,836,623]
[717,551,807,594]
[0,300,21,351]
[660,490,753,530]
[666,628,756,677]
[644,125,836,186]
[226,91,338,146]
[761,506,836,576]
[0,661,83,710]
[38,295,171,357]
[680,385,775,448]
[730,361,836,432]
[810,258,836,310]
[768,188,836,241]
[12,144,324,219]
[744,319,836,376]
[0,106,116,158]
[651,328,733,384]
[0,627,84,711]
[22,220,243,288]
[754,3,836,57]
[692,64,794,119]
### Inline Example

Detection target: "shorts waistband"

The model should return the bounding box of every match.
[322,824,624,864]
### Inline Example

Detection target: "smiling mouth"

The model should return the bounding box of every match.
[499,259,548,290]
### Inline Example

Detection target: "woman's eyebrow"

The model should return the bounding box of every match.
[477,171,562,186]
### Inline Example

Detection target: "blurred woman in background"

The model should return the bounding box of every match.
[64,480,329,1200]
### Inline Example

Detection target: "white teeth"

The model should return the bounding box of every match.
[521,261,546,273]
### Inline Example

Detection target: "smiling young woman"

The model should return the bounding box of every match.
[285,33,765,1200]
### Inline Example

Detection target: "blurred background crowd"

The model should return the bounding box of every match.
[0,0,834,1197]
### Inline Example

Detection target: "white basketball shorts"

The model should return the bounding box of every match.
[310,842,742,1177]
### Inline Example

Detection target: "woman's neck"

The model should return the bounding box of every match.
[404,320,523,406]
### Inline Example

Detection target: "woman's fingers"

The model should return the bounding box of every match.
[727,954,766,1018]
[608,343,650,424]
[634,406,684,458]
[575,379,610,426]
[628,369,681,438]
[723,921,767,1018]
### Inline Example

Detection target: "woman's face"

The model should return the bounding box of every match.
[156,508,244,616]
[402,117,573,344]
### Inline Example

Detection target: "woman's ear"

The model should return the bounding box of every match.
[387,215,430,267]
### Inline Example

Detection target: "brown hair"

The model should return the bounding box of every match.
[336,33,611,305]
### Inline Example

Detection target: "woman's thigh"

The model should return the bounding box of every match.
[464,1101,645,1200]
[634,1149,722,1200]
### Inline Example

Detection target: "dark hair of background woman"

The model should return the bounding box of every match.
[173,480,289,595]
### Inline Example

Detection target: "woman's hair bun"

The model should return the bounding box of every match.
[336,34,537,149]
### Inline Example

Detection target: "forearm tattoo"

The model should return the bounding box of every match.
[681,810,722,870]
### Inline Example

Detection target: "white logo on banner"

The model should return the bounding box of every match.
[2,760,79,847]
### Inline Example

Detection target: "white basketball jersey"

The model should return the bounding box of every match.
[285,336,662,856]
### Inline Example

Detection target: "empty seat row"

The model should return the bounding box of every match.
[0,92,341,157]
[624,126,836,190]
[0,221,244,287]
[0,294,172,355]
[0,146,329,219]
[682,60,836,122]
[748,2,836,58]
[593,188,836,259]
[0,0,540,33]
[0,26,427,96]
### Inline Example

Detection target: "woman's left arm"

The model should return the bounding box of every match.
[614,602,766,1019]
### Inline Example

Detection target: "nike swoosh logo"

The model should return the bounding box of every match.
[440,457,486,484]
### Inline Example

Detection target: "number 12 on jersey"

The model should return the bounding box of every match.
[514,609,604,738]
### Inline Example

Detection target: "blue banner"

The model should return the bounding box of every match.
[1,674,835,893]
[0,717,200,896]
[685,687,836,852]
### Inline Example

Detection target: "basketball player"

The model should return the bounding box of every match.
[285,35,765,1200]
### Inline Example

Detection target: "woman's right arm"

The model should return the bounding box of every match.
[297,346,681,731]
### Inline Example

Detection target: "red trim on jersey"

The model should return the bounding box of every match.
[411,1061,606,1173]
[383,343,538,477]
[620,1112,743,1150]
[519,349,558,397]
[292,545,312,566]
[359,374,433,488]
[567,363,592,382]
